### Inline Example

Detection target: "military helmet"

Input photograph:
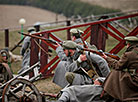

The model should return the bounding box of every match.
[62,41,77,50]
[70,29,84,38]
[27,27,35,33]
[124,36,138,45]
[0,49,9,59]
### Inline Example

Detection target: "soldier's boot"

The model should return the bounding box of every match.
[65,72,75,85]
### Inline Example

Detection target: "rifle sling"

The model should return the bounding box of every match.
[86,52,99,78]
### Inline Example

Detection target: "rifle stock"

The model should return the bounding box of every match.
[79,47,120,60]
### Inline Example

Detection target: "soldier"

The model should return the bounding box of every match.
[57,77,106,102]
[0,49,9,64]
[65,47,110,86]
[53,40,110,88]
[18,27,36,74]
[53,41,77,88]
[0,52,13,85]
[102,36,138,101]
[70,28,97,50]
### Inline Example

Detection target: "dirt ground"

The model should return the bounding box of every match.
[34,77,62,94]
[0,5,66,30]
[80,0,138,12]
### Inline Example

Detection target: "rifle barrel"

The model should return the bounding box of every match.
[81,48,120,60]
[18,32,58,45]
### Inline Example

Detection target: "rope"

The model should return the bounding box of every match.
[33,39,49,55]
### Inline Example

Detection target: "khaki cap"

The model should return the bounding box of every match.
[62,41,77,50]
[124,36,138,42]
[70,29,84,35]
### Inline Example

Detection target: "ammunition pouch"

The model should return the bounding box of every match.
[123,68,138,76]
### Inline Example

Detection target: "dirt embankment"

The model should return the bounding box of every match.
[0,5,66,29]
[80,0,138,11]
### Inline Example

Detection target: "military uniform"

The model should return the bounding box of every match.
[58,77,106,102]
[65,51,110,85]
[53,41,76,88]
[53,40,110,88]
[103,36,138,101]
[19,27,36,74]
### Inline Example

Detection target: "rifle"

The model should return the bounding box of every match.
[0,62,40,89]
[77,30,88,48]
[76,30,120,60]
[10,36,25,52]
[18,32,62,45]
[78,47,120,60]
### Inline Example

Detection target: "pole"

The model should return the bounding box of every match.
[21,24,24,40]
[5,29,9,47]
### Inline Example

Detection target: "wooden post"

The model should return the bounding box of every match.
[66,20,71,40]
[40,33,49,78]
[5,29,9,47]
[29,26,40,78]
[90,25,99,49]
[29,24,40,78]
[90,24,108,51]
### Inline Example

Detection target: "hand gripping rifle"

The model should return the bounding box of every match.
[77,30,120,60]
[76,30,100,78]
[78,47,120,60]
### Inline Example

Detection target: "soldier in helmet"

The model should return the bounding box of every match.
[0,49,9,64]
[53,41,78,88]
[18,27,36,74]
[102,36,138,101]
[0,51,13,85]
[0,48,13,69]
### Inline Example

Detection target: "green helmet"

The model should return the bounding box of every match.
[124,36,138,45]
[62,41,77,50]
[0,49,9,59]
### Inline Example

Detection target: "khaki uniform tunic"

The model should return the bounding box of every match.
[103,44,138,101]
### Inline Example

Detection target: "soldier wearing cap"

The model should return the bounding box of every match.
[53,40,110,88]
[65,47,110,86]
[19,27,36,74]
[53,41,78,88]
[70,28,97,51]
[102,36,138,101]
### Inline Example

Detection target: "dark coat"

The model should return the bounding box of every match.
[103,44,138,101]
